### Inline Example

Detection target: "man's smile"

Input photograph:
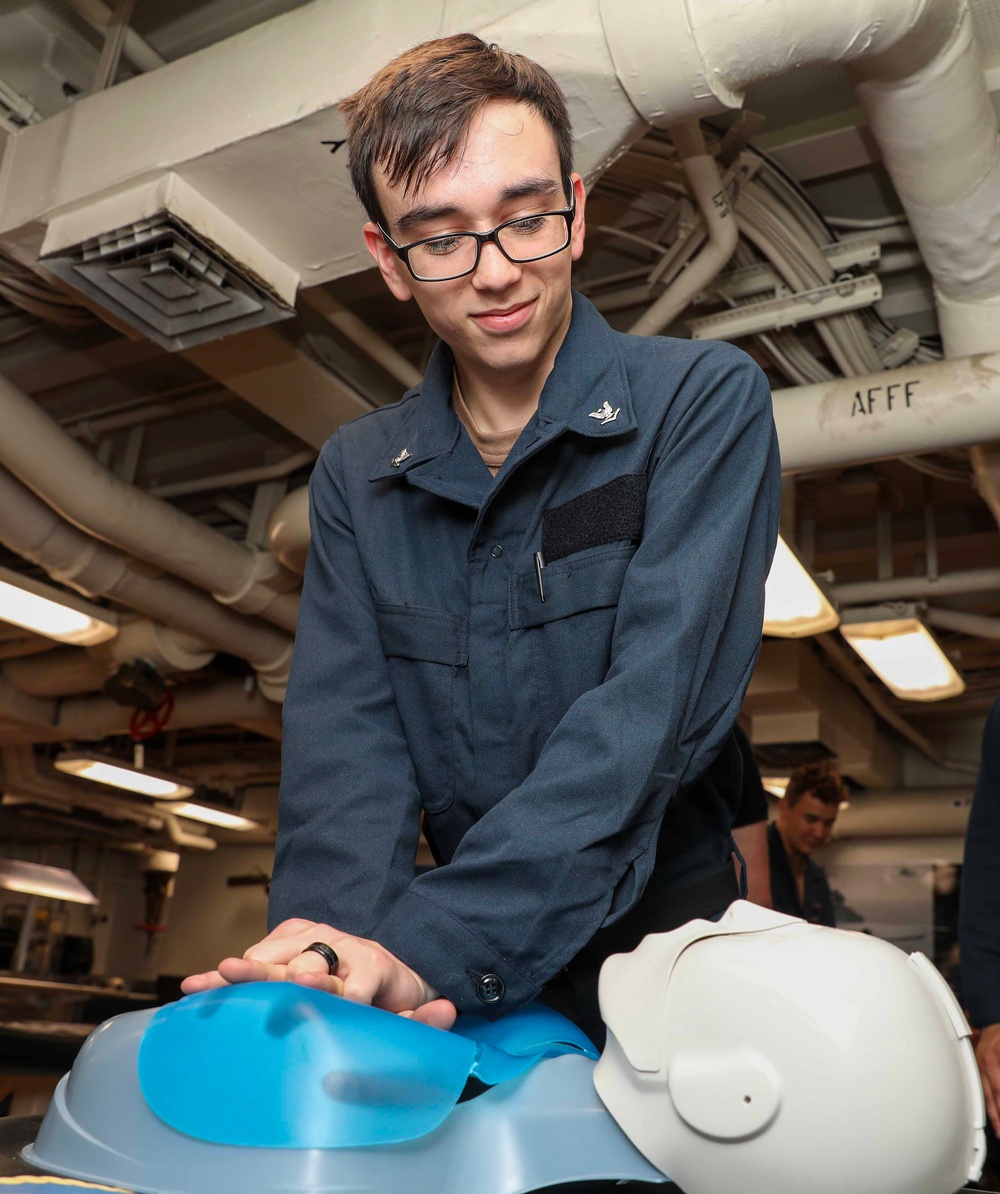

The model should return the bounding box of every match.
[470,297,537,333]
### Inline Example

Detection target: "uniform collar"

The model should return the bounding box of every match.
[368,291,635,485]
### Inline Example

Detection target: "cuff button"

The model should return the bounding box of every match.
[476,973,505,1004]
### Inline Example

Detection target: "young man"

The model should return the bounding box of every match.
[183,34,780,1038]
[768,763,844,926]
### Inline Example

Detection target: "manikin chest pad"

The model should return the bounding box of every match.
[138,982,597,1148]
[593,900,986,1194]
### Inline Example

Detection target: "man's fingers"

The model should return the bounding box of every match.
[180,970,228,995]
[292,971,346,997]
[218,955,281,984]
[409,998,458,1030]
[245,924,346,966]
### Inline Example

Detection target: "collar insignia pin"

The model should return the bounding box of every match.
[588,401,620,426]
[390,448,411,468]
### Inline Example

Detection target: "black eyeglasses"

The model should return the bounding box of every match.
[378,199,576,282]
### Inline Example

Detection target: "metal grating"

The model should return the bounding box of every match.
[42,212,294,352]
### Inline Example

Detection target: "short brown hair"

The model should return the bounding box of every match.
[784,762,846,809]
[340,34,574,230]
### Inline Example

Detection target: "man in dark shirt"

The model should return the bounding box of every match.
[768,762,843,926]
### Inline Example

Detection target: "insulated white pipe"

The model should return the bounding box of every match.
[0,676,280,740]
[925,607,1000,641]
[62,0,167,74]
[266,486,310,576]
[0,467,293,699]
[772,353,1000,473]
[302,290,422,390]
[832,569,1000,606]
[0,372,299,631]
[628,123,739,336]
[2,619,215,699]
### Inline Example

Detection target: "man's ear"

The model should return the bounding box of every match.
[363,222,414,303]
[569,173,587,264]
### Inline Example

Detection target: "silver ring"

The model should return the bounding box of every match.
[301,941,339,975]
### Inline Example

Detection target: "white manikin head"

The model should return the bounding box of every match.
[594,901,985,1194]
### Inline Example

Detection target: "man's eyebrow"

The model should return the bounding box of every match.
[393,177,565,236]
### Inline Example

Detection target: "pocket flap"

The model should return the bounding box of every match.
[375,604,469,666]
[510,545,635,629]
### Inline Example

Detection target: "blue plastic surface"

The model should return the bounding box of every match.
[137,984,597,1149]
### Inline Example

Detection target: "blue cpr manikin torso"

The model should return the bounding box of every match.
[137,982,598,1148]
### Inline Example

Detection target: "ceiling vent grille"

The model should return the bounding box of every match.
[43,212,294,351]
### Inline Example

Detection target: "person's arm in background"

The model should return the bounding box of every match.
[731,724,772,907]
[960,695,1000,1138]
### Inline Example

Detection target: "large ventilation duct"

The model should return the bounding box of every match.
[0,466,293,700]
[0,0,645,346]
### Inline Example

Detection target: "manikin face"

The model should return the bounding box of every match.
[363,99,587,381]
[777,793,839,856]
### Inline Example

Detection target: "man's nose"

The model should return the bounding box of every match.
[473,240,522,289]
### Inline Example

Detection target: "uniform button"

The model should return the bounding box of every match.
[477,973,505,1004]
[489,544,504,559]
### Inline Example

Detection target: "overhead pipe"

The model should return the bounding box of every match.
[628,122,739,337]
[266,486,310,576]
[62,0,167,74]
[925,606,1000,641]
[0,676,280,742]
[831,568,1000,606]
[0,466,293,700]
[302,290,422,390]
[772,352,1000,474]
[0,371,299,632]
[149,450,316,500]
[2,619,215,699]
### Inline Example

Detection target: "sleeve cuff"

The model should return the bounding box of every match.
[371,889,542,1017]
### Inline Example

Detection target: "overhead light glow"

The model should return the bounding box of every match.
[763,537,840,638]
[761,776,790,798]
[54,753,194,799]
[0,564,117,646]
[0,858,98,904]
[155,802,257,831]
[840,608,965,702]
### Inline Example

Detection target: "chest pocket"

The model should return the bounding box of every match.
[509,544,636,629]
[375,604,468,813]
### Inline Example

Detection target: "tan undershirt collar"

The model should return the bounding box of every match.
[452,373,526,476]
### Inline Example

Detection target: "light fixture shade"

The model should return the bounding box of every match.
[761,776,790,798]
[0,858,98,904]
[0,564,118,646]
[840,607,965,702]
[155,801,257,831]
[54,752,194,799]
[763,537,840,638]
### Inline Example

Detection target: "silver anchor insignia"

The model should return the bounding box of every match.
[588,401,620,426]
[390,448,412,468]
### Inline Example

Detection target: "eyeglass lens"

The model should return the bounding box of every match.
[408,214,570,280]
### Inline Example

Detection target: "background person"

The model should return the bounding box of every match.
[768,762,844,926]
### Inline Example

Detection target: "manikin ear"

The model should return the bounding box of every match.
[569,173,587,265]
[363,222,414,303]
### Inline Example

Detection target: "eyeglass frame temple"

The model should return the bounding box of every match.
[376,198,577,282]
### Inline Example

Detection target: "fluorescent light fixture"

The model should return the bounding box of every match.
[0,564,117,646]
[763,537,840,638]
[0,858,98,904]
[155,801,258,831]
[840,605,965,702]
[761,776,790,798]
[54,752,194,800]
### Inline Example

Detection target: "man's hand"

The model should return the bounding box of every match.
[180,919,457,1030]
[976,1022,1000,1137]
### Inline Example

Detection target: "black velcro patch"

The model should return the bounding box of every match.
[541,473,647,564]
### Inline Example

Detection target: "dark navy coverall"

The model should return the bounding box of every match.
[270,292,781,1017]
[961,695,1000,1030]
